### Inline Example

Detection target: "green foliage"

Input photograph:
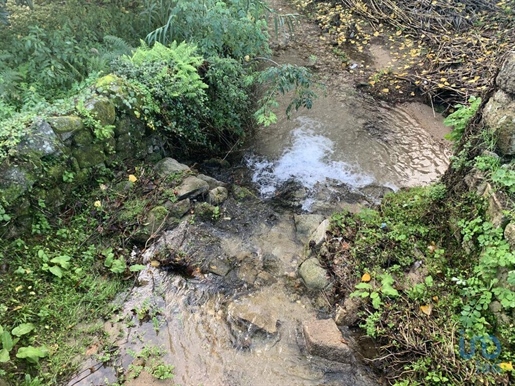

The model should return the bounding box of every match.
[127,345,174,380]
[144,0,271,59]
[443,96,481,143]
[351,272,399,310]
[0,322,47,365]
[254,63,319,126]
[0,0,32,25]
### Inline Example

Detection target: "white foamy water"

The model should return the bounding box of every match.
[246,121,374,197]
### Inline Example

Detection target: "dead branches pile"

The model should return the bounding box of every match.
[313,0,515,107]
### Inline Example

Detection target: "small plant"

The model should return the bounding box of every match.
[0,323,48,364]
[127,345,174,380]
[351,272,400,309]
[444,96,481,143]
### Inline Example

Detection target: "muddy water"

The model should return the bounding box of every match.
[246,49,451,205]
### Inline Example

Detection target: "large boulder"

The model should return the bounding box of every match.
[483,90,515,155]
[154,157,190,177]
[496,52,515,95]
[17,119,61,157]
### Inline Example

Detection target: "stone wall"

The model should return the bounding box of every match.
[0,75,165,237]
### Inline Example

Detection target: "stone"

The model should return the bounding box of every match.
[165,198,191,218]
[228,299,279,334]
[72,127,94,148]
[334,297,361,326]
[197,173,226,190]
[85,98,116,126]
[48,116,84,142]
[0,165,36,203]
[303,318,354,363]
[232,185,256,200]
[17,119,61,157]
[72,144,106,169]
[482,182,507,228]
[298,258,329,290]
[505,222,515,249]
[483,90,515,155]
[207,256,232,276]
[154,157,190,177]
[310,218,331,248]
[294,214,325,245]
[496,52,515,95]
[207,186,228,205]
[176,176,209,200]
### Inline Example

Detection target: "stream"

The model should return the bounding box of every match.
[67,1,451,385]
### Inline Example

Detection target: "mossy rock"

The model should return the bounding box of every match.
[85,98,116,126]
[0,165,36,204]
[72,128,95,148]
[48,116,84,142]
[194,202,219,221]
[72,144,106,169]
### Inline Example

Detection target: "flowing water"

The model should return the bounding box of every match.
[67,2,452,385]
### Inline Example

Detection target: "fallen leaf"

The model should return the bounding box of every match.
[150,260,160,267]
[499,362,513,371]
[94,200,102,208]
[420,304,432,316]
[128,174,137,183]
[361,272,371,282]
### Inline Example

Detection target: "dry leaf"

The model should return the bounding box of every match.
[499,362,513,371]
[361,272,371,282]
[128,174,137,183]
[150,260,160,267]
[420,304,432,316]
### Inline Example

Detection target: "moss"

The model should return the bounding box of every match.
[48,116,84,142]
[72,144,106,169]
[85,98,116,126]
[232,185,256,201]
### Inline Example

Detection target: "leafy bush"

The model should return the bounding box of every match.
[144,0,271,60]
[444,95,481,142]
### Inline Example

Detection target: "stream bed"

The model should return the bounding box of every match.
[67,1,451,385]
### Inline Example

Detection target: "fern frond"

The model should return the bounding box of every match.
[103,35,133,57]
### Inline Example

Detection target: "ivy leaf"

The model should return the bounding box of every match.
[16,346,49,363]
[48,266,63,278]
[0,348,10,363]
[12,323,34,337]
[50,255,71,269]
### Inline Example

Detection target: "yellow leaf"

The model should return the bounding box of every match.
[381,88,390,93]
[134,110,140,119]
[373,31,380,37]
[432,296,439,302]
[395,30,402,36]
[420,304,432,316]
[499,362,513,371]
[15,285,23,292]
[361,272,371,282]
[150,260,161,267]
[94,200,102,208]
[128,174,137,183]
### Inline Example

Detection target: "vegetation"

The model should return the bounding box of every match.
[323,184,515,384]
[0,0,320,384]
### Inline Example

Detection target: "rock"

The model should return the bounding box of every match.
[298,258,329,290]
[361,184,394,203]
[334,297,361,326]
[165,198,190,218]
[17,119,61,157]
[228,299,279,334]
[310,218,331,249]
[496,52,515,95]
[72,144,106,169]
[85,98,116,126]
[176,176,209,199]
[197,173,226,189]
[48,116,84,142]
[294,214,325,245]
[0,165,36,203]
[207,186,228,205]
[505,222,515,248]
[483,90,515,155]
[154,157,190,177]
[207,256,232,276]
[132,206,169,243]
[232,185,256,200]
[482,182,508,228]
[303,318,354,363]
